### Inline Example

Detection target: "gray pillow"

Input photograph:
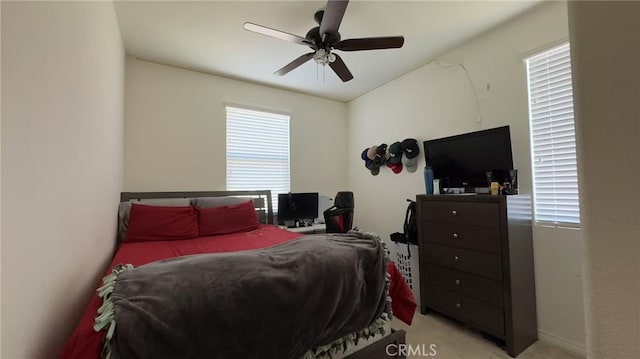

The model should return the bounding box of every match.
[118,198,192,242]
[191,196,248,209]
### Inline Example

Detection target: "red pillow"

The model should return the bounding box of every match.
[125,204,199,243]
[198,200,260,236]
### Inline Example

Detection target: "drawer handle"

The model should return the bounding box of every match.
[456,302,462,309]
[454,255,460,262]
[451,210,458,216]
[455,279,461,286]
[453,233,459,239]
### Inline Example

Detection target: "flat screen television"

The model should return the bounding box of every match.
[277,192,319,224]
[423,126,514,189]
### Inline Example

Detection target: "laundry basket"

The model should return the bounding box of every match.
[390,233,421,306]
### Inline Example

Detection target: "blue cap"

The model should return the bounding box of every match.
[361,148,373,168]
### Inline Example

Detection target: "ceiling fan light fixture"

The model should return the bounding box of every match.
[313,48,336,65]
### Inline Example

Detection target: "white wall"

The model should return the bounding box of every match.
[569,2,640,358]
[1,2,124,357]
[347,1,586,354]
[124,58,348,197]
[0,2,3,354]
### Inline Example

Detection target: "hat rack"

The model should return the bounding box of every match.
[361,138,420,176]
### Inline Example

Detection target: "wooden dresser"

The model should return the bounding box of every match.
[416,194,537,357]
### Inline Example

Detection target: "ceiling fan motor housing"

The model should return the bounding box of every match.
[306,26,341,49]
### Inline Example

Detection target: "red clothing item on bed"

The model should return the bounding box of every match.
[387,262,417,325]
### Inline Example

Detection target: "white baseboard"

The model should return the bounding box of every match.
[538,329,586,357]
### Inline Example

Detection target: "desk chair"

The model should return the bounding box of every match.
[323,191,354,233]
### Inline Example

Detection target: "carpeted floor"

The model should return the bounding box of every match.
[391,312,585,359]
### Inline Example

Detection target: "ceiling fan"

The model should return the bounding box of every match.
[243,0,404,82]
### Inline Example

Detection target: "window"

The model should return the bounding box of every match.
[225,105,290,211]
[525,43,580,226]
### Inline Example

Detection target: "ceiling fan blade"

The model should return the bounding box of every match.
[329,54,353,82]
[319,0,349,41]
[334,36,405,51]
[244,22,311,46]
[274,53,315,76]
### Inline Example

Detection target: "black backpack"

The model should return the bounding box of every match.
[390,199,418,257]
[403,199,418,245]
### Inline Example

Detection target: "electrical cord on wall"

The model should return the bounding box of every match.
[432,59,485,128]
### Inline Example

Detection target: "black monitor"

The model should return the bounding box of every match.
[277,192,319,224]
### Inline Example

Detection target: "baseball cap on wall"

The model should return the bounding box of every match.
[401,138,420,173]
[366,145,380,175]
[366,145,377,160]
[388,142,403,164]
[367,144,387,176]
[386,141,403,173]
[386,161,403,174]
[401,138,420,159]
[373,143,388,167]
[361,148,373,168]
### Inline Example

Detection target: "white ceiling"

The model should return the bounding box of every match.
[114,1,541,102]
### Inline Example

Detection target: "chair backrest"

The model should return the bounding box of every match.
[323,207,354,233]
[334,191,354,209]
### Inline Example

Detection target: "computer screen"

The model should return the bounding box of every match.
[277,192,319,223]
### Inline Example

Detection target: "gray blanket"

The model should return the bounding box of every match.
[94,232,390,359]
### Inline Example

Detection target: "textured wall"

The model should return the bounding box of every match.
[568,1,640,358]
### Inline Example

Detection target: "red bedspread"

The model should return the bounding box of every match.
[59,226,414,358]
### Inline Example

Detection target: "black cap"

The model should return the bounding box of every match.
[401,138,420,159]
[373,143,388,167]
[365,145,381,175]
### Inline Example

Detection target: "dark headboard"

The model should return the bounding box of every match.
[120,190,274,225]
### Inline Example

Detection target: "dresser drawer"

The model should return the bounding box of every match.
[421,201,500,228]
[422,223,501,254]
[422,243,503,281]
[424,284,505,337]
[422,263,504,307]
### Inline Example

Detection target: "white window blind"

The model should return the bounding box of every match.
[525,43,580,226]
[226,105,290,211]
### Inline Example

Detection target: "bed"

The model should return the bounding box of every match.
[59,190,411,359]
